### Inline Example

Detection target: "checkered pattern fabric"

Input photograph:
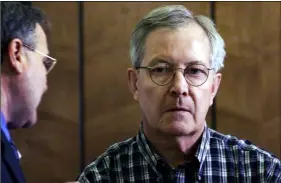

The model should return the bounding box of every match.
[78,125,281,183]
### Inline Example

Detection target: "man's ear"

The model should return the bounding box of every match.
[127,68,139,101]
[210,73,222,106]
[7,38,27,74]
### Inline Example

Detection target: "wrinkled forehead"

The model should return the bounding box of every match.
[34,23,49,54]
[143,22,211,66]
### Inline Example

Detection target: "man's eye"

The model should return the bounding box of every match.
[185,67,207,76]
[43,57,49,63]
[187,68,200,74]
[151,66,170,73]
[42,58,52,68]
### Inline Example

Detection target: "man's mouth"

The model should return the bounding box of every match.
[165,107,191,113]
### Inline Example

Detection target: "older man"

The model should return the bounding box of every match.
[1,2,56,183]
[78,5,281,182]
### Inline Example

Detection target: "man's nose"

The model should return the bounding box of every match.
[169,70,189,97]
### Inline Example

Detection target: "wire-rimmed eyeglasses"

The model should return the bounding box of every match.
[136,63,213,87]
[23,44,57,74]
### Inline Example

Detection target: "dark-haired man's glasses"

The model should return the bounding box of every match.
[23,44,57,74]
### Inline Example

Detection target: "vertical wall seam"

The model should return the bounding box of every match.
[78,1,85,172]
[210,2,217,130]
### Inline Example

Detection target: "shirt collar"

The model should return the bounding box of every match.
[136,122,210,172]
[194,123,210,174]
[1,112,22,159]
[1,111,12,142]
[136,123,161,166]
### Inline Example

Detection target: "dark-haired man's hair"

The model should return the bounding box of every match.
[1,2,50,63]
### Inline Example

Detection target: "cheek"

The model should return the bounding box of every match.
[34,55,47,73]
[30,62,47,92]
[39,61,46,73]
[191,87,212,114]
[138,81,166,114]
[140,84,158,106]
[36,61,46,77]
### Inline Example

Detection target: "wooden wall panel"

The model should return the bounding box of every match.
[84,2,210,164]
[258,3,281,157]
[8,3,280,183]
[216,2,281,158]
[11,2,79,183]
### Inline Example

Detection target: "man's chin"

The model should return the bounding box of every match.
[8,118,37,129]
[161,120,197,136]
[21,121,36,128]
[22,116,38,128]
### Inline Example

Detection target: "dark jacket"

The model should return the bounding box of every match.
[1,130,26,183]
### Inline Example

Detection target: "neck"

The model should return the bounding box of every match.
[143,123,205,167]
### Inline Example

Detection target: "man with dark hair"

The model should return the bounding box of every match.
[1,2,56,183]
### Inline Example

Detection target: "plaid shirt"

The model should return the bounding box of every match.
[78,125,281,183]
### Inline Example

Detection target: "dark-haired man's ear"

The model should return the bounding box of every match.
[7,38,28,74]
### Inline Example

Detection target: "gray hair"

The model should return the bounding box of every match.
[130,5,226,72]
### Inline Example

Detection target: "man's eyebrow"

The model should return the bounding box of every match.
[147,57,173,66]
[185,60,206,66]
[147,58,207,67]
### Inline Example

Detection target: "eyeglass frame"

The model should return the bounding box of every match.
[22,43,57,74]
[136,63,214,87]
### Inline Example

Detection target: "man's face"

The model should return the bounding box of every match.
[8,24,49,128]
[128,23,221,136]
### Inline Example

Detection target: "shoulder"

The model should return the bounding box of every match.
[209,129,278,158]
[1,142,26,183]
[209,129,281,180]
[77,137,137,182]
